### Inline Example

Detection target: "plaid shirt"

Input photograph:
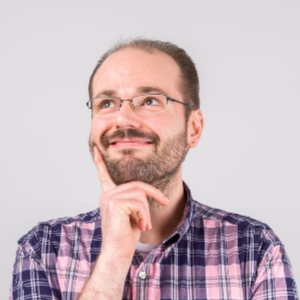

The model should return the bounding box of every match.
[10,185,298,300]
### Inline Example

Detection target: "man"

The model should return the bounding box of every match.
[10,39,298,300]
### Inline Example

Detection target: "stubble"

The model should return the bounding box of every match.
[89,128,189,205]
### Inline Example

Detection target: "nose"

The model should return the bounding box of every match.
[119,99,136,111]
[114,99,142,129]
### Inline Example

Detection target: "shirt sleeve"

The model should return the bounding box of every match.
[251,232,299,300]
[10,236,58,300]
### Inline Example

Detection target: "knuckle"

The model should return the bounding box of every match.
[139,197,149,212]
[99,192,112,207]
[107,198,117,211]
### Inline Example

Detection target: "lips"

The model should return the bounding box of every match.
[109,139,153,147]
[100,129,160,150]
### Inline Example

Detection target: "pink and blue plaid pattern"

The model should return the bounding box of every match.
[10,185,298,300]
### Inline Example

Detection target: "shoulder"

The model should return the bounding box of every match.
[17,208,100,256]
[190,199,282,248]
[189,199,290,270]
[187,200,298,299]
[185,183,270,234]
[192,199,270,229]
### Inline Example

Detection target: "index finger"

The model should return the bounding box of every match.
[115,181,171,207]
[93,146,116,192]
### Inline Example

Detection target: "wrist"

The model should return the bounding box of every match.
[98,250,132,272]
[92,251,132,284]
[80,252,131,300]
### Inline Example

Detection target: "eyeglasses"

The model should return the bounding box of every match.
[86,94,195,116]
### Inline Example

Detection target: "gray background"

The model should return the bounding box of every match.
[1,1,299,297]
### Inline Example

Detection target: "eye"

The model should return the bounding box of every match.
[98,98,118,109]
[143,97,160,106]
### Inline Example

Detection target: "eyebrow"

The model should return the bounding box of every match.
[137,86,169,96]
[93,86,170,99]
[94,90,116,98]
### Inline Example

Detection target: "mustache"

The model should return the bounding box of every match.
[100,129,160,150]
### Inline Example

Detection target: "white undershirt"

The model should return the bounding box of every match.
[136,242,158,259]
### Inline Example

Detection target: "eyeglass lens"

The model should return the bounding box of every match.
[91,95,167,116]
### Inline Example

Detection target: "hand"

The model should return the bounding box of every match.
[93,146,170,261]
[78,147,170,300]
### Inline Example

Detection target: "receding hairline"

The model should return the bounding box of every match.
[89,46,182,99]
[88,38,200,116]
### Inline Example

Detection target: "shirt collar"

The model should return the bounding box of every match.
[163,182,196,247]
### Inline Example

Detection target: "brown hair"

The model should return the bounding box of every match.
[88,38,200,119]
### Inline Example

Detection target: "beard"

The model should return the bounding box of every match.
[89,127,189,202]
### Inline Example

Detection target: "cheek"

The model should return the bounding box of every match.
[152,117,182,141]
[90,117,110,142]
[148,117,168,134]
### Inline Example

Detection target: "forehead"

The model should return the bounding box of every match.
[91,47,182,98]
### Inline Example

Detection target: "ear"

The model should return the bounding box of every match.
[187,109,204,148]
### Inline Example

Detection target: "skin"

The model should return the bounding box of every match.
[79,48,203,300]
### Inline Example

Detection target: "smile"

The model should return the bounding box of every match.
[109,139,153,148]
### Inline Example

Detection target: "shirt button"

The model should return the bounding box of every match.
[139,271,147,280]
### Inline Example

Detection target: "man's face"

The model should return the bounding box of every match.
[89,48,190,193]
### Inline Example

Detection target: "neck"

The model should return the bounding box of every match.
[140,170,186,244]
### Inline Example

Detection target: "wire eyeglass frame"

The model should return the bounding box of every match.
[86,94,195,115]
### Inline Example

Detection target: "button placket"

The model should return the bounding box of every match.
[164,246,172,258]
[138,270,147,280]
